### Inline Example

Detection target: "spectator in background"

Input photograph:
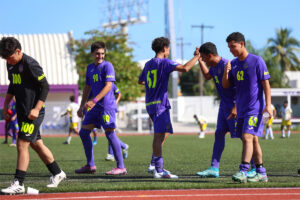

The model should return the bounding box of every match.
[280,100,293,138]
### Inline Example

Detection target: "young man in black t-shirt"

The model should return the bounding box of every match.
[0,37,66,194]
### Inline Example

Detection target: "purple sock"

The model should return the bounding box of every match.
[256,165,267,175]
[211,131,225,168]
[108,138,126,156]
[150,154,155,166]
[106,131,124,168]
[12,131,17,144]
[108,142,114,155]
[154,156,163,173]
[79,129,95,167]
[250,159,255,169]
[118,138,126,149]
[239,163,249,175]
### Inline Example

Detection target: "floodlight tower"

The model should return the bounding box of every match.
[165,0,178,121]
[102,0,149,35]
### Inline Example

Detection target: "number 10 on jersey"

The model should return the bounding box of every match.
[147,69,157,88]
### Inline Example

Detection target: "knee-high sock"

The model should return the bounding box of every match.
[281,129,285,137]
[79,129,95,167]
[108,138,127,155]
[269,128,274,139]
[287,130,291,137]
[12,131,17,144]
[250,158,256,169]
[211,131,225,168]
[265,128,270,139]
[106,131,124,168]
[150,153,155,166]
[154,156,163,173]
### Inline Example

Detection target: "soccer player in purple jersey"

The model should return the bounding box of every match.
[105,84,129,161]
[222,32,272,183]
[138,37,200,178]
[9,97,19,147]
[195,42,237,178]
[76,41,126,175]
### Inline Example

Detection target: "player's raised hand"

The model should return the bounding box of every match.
[194,47,200,59]
[224,61,231,74]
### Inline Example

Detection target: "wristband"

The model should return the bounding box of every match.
[93,98,98,104]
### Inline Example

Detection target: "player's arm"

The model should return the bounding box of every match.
[261,79,273,118]
[198,59,212,80]
[138,80,145,85]
[273,107,277,119]
[222,61,231,88]
[227,104,237,119]
[174,49,200,72]
[3,92,14,121]
[27,60,50,120]
[86,82,113,109]
[77,85,91,118]
[115,92,122,104]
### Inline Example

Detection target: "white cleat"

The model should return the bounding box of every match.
[148,164,155,174]
[153,169,178,179]
[1,179,25,194]
[47,170,66,188]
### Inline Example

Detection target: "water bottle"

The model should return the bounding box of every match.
[263,112,270,124]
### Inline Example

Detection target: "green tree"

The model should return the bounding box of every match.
[71,30,143,101]
[267,28,300,71]
[179,66,217,96]
[247,40,290,88]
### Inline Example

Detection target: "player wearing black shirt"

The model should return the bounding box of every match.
[0,37,66,194]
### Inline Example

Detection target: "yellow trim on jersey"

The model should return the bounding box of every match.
[146,100,161,106]
[38,74,45,81]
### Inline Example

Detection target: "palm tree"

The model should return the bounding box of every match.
[267,28,300,71]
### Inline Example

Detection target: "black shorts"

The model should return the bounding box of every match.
[18,113,44,143]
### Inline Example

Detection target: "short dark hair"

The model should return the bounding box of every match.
[199,42,218,56]
[284,100,288,104]
[69,95,75,102]
[91,41,106,53]
[0,37,22,59]
[151,37,170,54]
[226,32,245,44]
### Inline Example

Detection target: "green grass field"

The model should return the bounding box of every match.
[0,133,299,193]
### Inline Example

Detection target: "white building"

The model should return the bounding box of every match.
[0,32,79,134]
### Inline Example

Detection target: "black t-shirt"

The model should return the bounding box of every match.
[7,53,48,118]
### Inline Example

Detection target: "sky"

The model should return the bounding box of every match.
[1,0,300,62]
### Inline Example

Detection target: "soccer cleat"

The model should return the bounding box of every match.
[93,140,97,146]
[75,165,97,174]
[153,169,178,179]
[148,164,155,174]
[47,170,66,188]
[247,168,257,178]
[63,141,70,145]
[247,173,268,183]
[198,132,205,139]
[105,168,127,175]
[9,143,16,147]
[122,144,129,159]
[1,179,25,194]
[232,171,247,183]
[196,167,219,178]
[105,154,115,161]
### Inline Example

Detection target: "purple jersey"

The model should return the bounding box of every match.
[85,60,116,111]
[139,58,179,114]
[112,83,120,95]
[229,54,270,118]
[209,57,236,112]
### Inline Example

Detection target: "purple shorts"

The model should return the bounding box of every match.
[236,114,264,137]
[10,119,19,131]
[216,108,238,138]
[82,107,116,130]
[150,110,173,134]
